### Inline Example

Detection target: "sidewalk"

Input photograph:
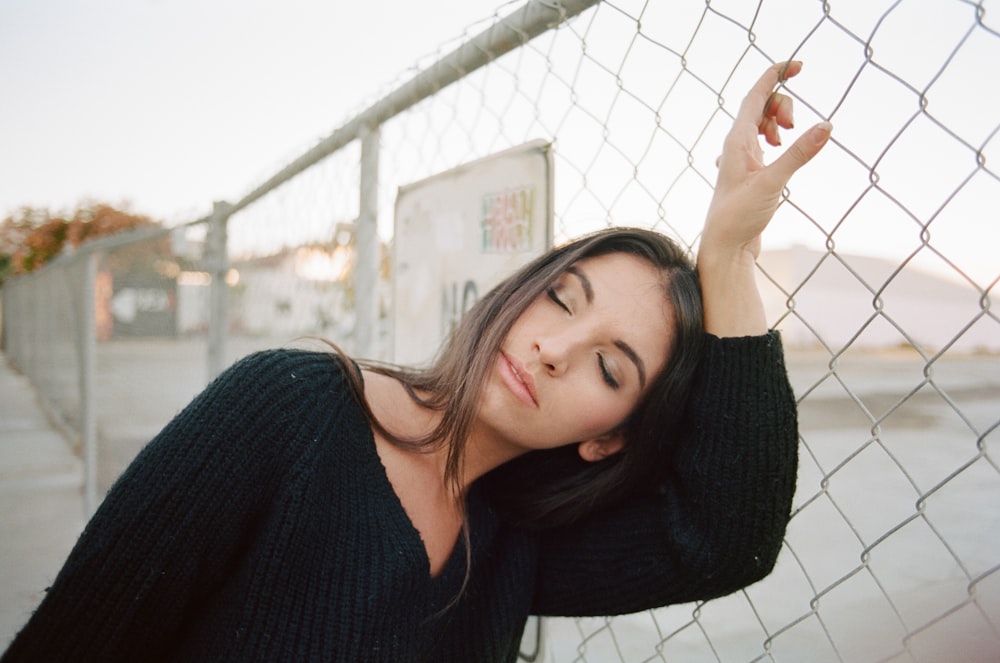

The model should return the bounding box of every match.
[0,354,86,649]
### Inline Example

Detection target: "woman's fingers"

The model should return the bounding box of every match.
[705,61,831,251]
[759,94,793,146]
[715,61,831,187]
[738,61,802,127]
[764,91,794,128]
[760,115,781,147]
[717,62,802,167]
[732,61,831,180]
[769,121,833,184]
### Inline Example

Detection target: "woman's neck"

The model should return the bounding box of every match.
[362,370,524,495]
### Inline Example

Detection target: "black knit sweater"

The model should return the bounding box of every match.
[2,332,797,662]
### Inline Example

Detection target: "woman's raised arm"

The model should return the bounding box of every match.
[530,62,828,617]
[698,61,832,337]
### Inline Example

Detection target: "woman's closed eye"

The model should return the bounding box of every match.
[548,285,621,390]
[598,354,620,389]
[546,287,571,314]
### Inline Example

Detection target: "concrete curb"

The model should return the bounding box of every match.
[0,355,86,649]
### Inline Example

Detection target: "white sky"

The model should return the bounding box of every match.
[1,0,996,288]
[0,0,510,223]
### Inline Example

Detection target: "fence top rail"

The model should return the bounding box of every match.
[1,0,598,289]
[228,0,600,217]
[1,222,199,287]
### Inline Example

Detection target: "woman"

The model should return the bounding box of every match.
[2,62,831,662]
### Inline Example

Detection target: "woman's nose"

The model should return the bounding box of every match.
[536,331,580,376]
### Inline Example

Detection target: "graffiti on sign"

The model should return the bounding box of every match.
[481,187,534,253]
[441,279,480,338]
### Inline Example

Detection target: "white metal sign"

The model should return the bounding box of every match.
[393,140,553,366]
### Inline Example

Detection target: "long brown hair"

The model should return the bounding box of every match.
[343,226,703,530]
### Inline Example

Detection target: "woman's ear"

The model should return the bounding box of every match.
[577,432,625,462]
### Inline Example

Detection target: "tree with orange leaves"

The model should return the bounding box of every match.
[0,202,159,285]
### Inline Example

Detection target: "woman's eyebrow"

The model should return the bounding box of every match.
[615,340,646,389]
[567,264,646,388]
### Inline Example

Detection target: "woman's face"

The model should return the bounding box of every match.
[476,252,673,458]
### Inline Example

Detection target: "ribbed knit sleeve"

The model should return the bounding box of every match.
[531,331,798,616]
[1,350,348,662]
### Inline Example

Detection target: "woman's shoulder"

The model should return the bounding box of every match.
[224,347,355,389]
[197,348,371,463]
[196,348,363,425]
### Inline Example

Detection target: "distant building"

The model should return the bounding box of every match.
[228,246,356,340]
[758,246,997,353]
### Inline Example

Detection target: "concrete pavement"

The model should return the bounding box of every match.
[0,342,997,660]
[0,353,85,649]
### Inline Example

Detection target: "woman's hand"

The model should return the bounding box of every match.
[698,61,832,337]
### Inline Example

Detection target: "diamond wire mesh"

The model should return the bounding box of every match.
[19,0,972,659]
[2,2,995,658]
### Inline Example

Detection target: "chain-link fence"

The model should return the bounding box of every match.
[3,0,998,660]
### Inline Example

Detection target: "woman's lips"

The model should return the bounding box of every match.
[499,352,538,407]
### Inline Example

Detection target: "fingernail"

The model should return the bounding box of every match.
[812,121,833,143]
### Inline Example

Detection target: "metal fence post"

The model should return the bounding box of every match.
[78,253,98,516]
[207,201,232,380]
[356,126,380,359]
